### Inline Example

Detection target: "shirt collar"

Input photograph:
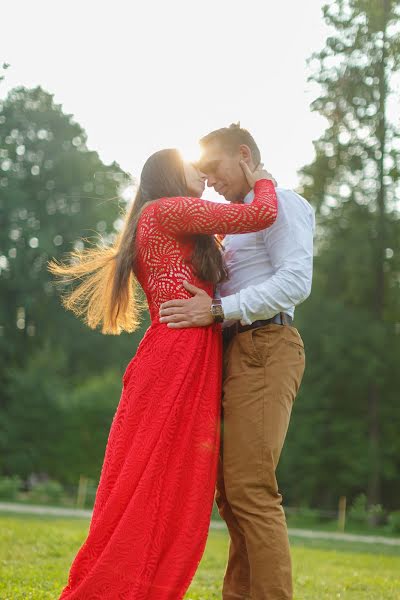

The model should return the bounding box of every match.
[243,189,254,205]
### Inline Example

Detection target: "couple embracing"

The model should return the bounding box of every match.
[51,123,315,600]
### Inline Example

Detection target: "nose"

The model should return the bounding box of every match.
[207,174,217,187]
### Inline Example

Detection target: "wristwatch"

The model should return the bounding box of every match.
[210,298,225,323]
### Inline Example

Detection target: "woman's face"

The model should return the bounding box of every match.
[183,161,207,197]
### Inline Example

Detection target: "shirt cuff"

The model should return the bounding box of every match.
[221,294,242,321]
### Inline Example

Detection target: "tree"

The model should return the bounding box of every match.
[0,86,148,481]
[0,86,133,367]
[292,0,400,510]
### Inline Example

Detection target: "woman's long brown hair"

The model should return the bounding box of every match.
[48,149,227,335]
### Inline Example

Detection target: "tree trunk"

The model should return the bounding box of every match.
[367,0,390,517]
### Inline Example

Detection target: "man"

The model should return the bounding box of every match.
[159,124,315,600]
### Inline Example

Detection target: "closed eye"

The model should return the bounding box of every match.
[199,159,220,175]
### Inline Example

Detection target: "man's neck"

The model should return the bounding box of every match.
[231,184,252,204]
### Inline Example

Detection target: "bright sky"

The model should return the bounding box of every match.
[2,0,329,200]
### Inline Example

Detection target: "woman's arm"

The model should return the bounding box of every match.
[155,179,278,236]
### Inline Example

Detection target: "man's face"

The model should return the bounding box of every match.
[198,141,251,203]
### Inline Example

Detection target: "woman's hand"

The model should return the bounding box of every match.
[240,160,277,188]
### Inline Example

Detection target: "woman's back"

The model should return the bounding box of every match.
[136,201,213,323]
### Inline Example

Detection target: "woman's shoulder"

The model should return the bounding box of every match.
[139,196,185,216]
[138,200,156,218]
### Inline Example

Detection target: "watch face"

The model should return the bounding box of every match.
[212,303,224,323]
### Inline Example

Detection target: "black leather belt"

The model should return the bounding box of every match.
[222,312,293,344]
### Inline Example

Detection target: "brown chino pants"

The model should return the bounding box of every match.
[216,323,305,600]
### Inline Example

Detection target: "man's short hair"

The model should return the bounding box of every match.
[199,122,261,165]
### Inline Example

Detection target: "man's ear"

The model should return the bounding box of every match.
[239,144,254,168]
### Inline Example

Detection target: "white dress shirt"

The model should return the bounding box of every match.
[218,187,315,326]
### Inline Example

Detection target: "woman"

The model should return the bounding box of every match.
[50,148,278,600]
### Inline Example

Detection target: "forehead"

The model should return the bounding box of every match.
[199,141,235,169]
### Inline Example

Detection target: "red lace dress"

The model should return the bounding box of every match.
[58,180,277,600]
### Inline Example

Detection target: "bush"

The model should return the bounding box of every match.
[387,510,400,534]
[367,502,384,525]
[29,480,64,504]
[285,506,327,528]
[0,475,22,500]
[348,493,384,526]
[348,493,368,524]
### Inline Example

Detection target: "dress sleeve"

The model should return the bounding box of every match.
[154,179,278,236]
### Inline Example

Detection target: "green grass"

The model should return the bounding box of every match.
[0,515,399,599]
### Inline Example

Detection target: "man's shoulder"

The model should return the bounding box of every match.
[254,187,315,239]
[274,187,315,222]
[276,187,313,210]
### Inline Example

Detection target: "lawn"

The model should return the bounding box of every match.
[0,515,399,599]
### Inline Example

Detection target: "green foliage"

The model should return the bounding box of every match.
[1,344,68,476]
[286,507,326,529]
[0,85,149,484]
[0,475,22,500]
[29,480,64,505]
[0,85,134,372]
[280,0,400,510]
[0,63,10,85]
[55,369,124,484]
[387,511,400,534]
[349,493,369,523]
[347,493,384,526]
[1,341,125,484]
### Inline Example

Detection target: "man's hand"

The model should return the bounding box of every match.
[159,281,214,328]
